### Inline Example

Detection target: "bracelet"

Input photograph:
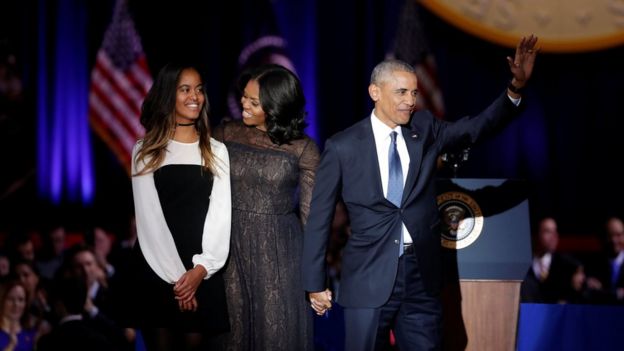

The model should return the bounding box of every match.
[508,80,524,94]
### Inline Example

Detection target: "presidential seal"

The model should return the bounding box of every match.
[421,0,624,53]
[437,191,484,249]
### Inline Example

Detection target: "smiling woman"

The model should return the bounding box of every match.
[212,64,319,351]
[0,280,37,351]
[127,63,232,351]
[174,69,205,128]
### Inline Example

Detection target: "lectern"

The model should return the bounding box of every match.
[437,178,532,351]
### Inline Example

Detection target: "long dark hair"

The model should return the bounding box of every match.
[240,64,307,145]
[134,63,215,175]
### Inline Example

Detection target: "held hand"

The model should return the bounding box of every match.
[178,296,198,312]
[506,34,539,89]
[174,265,206,304]
[309,289,332,316]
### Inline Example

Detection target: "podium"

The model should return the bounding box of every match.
[436,178,532,351]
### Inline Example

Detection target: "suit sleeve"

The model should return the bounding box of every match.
[435,90,524,152]
[302,138,342,293]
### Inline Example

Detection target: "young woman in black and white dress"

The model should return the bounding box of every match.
[129,63,230,350]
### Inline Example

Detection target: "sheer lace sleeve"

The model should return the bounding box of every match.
[298,137,320,226]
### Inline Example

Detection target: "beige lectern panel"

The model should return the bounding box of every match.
[459,280,521,351]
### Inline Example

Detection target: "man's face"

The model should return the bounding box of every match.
[538,218,559,253]
[74,250,100,285]
[606,218,624,253]
[369,70,418,129]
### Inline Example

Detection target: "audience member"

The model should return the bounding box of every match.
[62,244,113,319]
[0,252,10,283]
[6,233,35,264]
[86,227,116,279]
[521,217,582,303]
[35,226,66,281]
[586,216,624,304]
[37,276,115,351]
[11,260,52,335]
[0,280,37,351]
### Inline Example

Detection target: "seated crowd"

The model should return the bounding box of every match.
[0,214,621,350]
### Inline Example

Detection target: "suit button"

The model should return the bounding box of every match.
[400,209,404,214]
[394,239,399,244]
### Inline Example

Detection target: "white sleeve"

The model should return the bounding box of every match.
[192,139,232,279]
[131,142,187,284]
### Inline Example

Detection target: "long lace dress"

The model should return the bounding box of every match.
[214,120,320,351]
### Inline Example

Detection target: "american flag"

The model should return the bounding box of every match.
[393,0,445,118]
[89,0,152,174]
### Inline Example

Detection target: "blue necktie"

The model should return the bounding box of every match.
[387,131,404,256]
[612,260,621,288]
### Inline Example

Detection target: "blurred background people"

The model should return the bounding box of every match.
[0,280,38,351]
[586,216,624,304]
[521,217,584,303]
[37,275,115,351]
[35,226,66,281]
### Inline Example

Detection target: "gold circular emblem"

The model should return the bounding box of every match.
[420,0,624,53]
[437,191,484,249]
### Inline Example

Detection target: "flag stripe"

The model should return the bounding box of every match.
[89,93,136,152]
[91,63,141,119]
[90,114,133,167]
[96,52,147,112]
[90,83,139,141]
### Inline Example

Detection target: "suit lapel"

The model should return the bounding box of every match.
[401,125,423,204]
[356,118,385,201]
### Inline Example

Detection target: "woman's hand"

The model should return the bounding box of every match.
[173,265,207,311]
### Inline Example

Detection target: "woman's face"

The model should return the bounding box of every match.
[14,263,38,295]
[174,68,205,124]
[3,285,27,322]
[240,79,267,131]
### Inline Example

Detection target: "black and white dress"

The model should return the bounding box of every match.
[129,138,231,334]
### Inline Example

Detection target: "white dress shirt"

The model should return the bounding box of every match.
[371,111,412,244]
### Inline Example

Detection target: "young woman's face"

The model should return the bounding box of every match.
[174,68,205,123]
[240,79,267,131]
[14,263,38,295]
[3,285,27,322]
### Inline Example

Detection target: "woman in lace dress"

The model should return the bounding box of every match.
[214,64,320,350]
[130,63,231,350]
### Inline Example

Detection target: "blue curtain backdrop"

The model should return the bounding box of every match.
[1,0,624,240]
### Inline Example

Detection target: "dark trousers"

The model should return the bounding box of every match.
[344,248,442,351]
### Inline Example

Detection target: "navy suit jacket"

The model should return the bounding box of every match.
[302,90,523,308]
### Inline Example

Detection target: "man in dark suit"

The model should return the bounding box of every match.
[521,216,583,303]
[302,35,538,350]
[37,276,115,351]
[587,216,624,304]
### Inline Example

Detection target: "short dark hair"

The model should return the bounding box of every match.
[370,59,416,85]
[239,64,307,144]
